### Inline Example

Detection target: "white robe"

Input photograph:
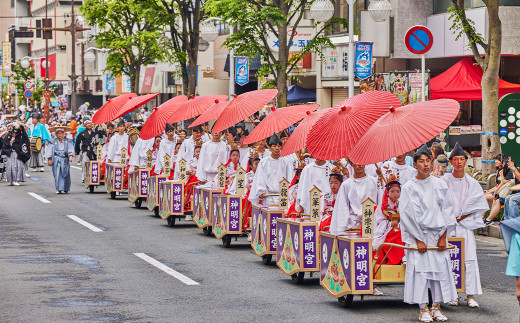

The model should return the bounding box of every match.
[195,141,228,182]
[329,175,378,233]
[155,139,176,174]
[248,155,294,206]
[238,148,268,169]
[346,163,379,179]
[106,133,129,163]
[128,138,154,172]
[399,176,457,304]
[377,160,416,202]
[296,162,332,214]
[174,136,206,180]
[442,173,489,295]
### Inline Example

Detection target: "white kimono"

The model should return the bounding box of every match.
[377,160,416,201]
[249,155,294,206]
[329,175,378,233]
[238,148,268,168]
[106,133,129,163]
[296,162,332,214]
[155,139,176,174]
[174,136,206,180]
[399,176,457,304]
[195,141,228,182]
[442,173,488,295]
[128,138,154,172]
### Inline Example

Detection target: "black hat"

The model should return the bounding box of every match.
[165,123,175,132]
[414,144,431,159]
[449,142,468,160]
[31,112,40,119]
[117,120,125,128]
[268,133,282,146]
[192,125,203,133]
[227,126,237,138]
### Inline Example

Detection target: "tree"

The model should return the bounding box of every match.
[11,61,56,108]
[449,0,502,176]
[150,0,205,96]
[81,0,169,94]
[205,0,346,107]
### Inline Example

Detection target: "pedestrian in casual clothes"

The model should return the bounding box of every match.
[483,154,518,225]
[2,122,31,186]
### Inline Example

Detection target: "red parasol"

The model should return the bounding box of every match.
[92,93,137,124]
[212,89,278,133]
[169,95,228,123]
[306,91,402,160]
[140,95,189,140]
[280,109,330,157]
[189,99,231,128]
[349,99,460,165]
[244,104,319,144]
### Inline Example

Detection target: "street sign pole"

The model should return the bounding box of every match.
[405,25,433,102]
[422,54,425,102]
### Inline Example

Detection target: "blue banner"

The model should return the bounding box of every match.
[106,73,115,91]
[235,57,249,86]
[354,42,373,81]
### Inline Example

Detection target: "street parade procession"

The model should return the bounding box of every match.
[4,88,519,322]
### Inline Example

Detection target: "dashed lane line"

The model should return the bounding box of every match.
[133,253,199,286]
[66,215,104,232]
[27,192,51,204]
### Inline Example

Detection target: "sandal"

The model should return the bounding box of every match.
[430,304,448,322]
[418,305,433,322]
[373,286,384,296]
[447,296,460,306]
[466,295,480,308]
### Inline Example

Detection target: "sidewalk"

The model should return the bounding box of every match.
[476,223,502,239]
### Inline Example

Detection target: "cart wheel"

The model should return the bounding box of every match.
[89,185,95,193]
[291,272,305,284]
[110,191,116,199]
[338,295,354,308]
[167,216,176,227]
[222,235,232,248]
[202,227,212,236]
[262,254,272,265]
[154,207,160,217]
[135,198,142,209]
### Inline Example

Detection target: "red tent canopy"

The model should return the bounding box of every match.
[430,57,520,101]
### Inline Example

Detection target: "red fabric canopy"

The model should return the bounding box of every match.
[430,57,520,101]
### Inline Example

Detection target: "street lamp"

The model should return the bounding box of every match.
[21,59,31,69]
[310,0,335,22]
[84,50,96,64]
[200,20,219,43]
[346,0,356,98]
[368,0,392,22]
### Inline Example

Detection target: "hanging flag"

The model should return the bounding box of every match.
[235,57,249,86]
[354,42,373,81]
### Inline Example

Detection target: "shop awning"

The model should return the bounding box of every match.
[287,85,316,104]
[430,57,520,101]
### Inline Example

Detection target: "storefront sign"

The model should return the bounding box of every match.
[354,42,373,81]
[268,27,316,52]
[235,57,249,86]
[321,45,348,79]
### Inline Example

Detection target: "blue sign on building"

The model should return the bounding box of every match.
[235,57,249,86]
[354,42,373,80]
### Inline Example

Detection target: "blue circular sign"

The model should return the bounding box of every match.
[24,90,33,99]
[405,26,434,55]
[500,128,508,135]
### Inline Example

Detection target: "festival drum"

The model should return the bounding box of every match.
[30,137,42,152]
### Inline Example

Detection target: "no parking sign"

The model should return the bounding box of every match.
[405,26,433,55]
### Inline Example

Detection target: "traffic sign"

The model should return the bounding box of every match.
[405,26,433,55]
[24,80,33,90]
[24,90,33,99]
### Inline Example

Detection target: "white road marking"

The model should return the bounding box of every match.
[66,215,103,232]
[27,192,51,204]
[71,166,82,170]
[133,253,199,286]
[475,238,500,246]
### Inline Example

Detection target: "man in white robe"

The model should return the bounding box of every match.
[376,154,416,203]
[399,144,457,322]
[329,163,378,232]
[295,159,332,215]
[195,130,228,184]
[442,142,488,308]
[106,121,129,163]
[128,137,154,172]
[174,125,205,180]
[154,123,177,175]
[249,134,294,206]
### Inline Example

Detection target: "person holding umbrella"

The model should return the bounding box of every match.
[45,126,74,193]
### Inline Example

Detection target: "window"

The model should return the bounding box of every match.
[36,20,41,38]
[11,0,14,8]
[433,0,517,14]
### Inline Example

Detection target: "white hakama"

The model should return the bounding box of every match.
[296,162,332,214]
[249,155,294,206]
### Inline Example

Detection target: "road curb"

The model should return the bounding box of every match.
[476,225,502,239]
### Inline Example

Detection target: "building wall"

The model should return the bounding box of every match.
[1,1,15,43]
[392,0,432,59]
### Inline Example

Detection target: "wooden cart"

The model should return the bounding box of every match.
[104,163,125,199]
[146,175,167,217]
[251,205,285,265]
[83,160,104,193]
[128,168,150,208]
[158,180,188,227]
[212,194,244,247]
[193,187,222,236]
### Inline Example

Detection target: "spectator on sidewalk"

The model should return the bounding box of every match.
[504,159,520,221]
[483,154,517,225]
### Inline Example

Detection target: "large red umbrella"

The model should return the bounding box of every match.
[140,95,188,140]
[306,91,402,160]
[92,93,136,124]
[212,89,278,133]
[280,109,330,157]
[189,99,231,128]
[244,104,319,145]
[169,95,228,123]
[93,93,158,124]
[349,99,460,165]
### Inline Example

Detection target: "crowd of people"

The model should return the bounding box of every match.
[2,99,520,322]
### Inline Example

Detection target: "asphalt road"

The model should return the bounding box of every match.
[0,163,519,322]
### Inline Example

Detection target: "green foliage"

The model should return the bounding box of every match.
[448,5,485,47]
[10,61,57,106]
[81,0,170,92]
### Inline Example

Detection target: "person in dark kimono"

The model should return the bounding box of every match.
[2,122,31,186]
[45,127,74,194]
[75,119,104,182]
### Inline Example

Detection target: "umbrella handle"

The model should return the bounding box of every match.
[248,116,257,128]
[374,163,388,185]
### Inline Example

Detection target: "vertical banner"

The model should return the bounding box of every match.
[236,167,246,197]
[106,73,115,92]
[278,178,290,210]
[309,186,322,222]
[217,164,226,189]
[235,57,249,86]
[409,72,430,103]
[354,42,373,80]
[361,198,375,238]
[121,74,131,93]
